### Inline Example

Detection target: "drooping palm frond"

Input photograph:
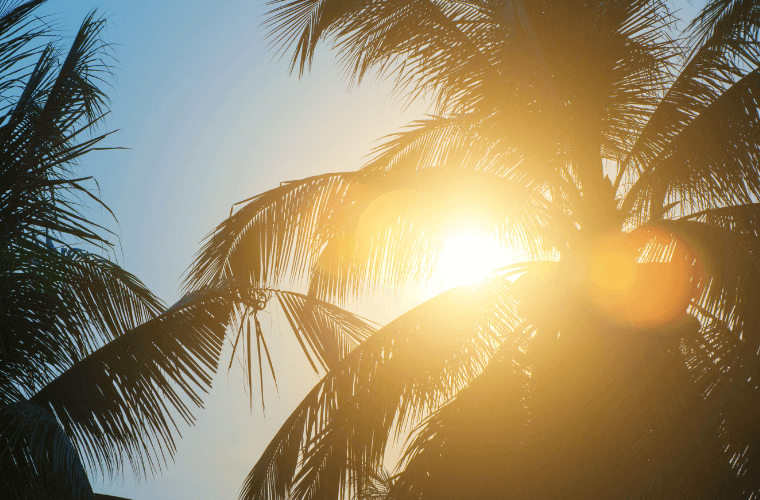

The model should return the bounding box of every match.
[620,0,760,218]
[25,285,236,478]
[353,467,394,500]
[0,400,94,500]
[0,7,116,249]
[270,289,376,371]
[1,238,164,403]
[226,288,377,411]
[7,281,376,482]
[240,268,529,500]
[682,202,760,254]
[306,167,551,303]
[186,166,550,306]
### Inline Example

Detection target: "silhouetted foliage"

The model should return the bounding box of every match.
[188,1,760,499]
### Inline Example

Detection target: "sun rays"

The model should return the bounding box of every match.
[437,233,512,287]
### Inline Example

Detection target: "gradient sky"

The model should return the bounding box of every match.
[43,1,427,498]
[45,1,701,499]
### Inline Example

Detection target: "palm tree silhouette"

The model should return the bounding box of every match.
[185,0,760,498]
[1,2,378,498]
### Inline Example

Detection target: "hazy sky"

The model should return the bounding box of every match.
[44,1,701,499]
[43,1,427,499]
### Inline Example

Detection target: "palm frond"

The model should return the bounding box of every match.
[388,335,531,500]
[26,285,234,478]
[185,165,550,305]
[0,1,51,113]
[0,8,116,248]
[623,68,760,218]
[265,0,499,113]
[686,0,760,58]
[226,288,377,411]
[183,172,359,291]
[621,0,760,211]
[360,112,557,183]
[361,113,510,175]
[681,203,760,254]
[272,289,376,371]
[1,239,164,401]
[240,267,528,500]
[306,167,551,303]
[667,304,760,499]
[354,466,394,500]
[0,399,94,500]
[639,219,759,332]
[18,281,376,479]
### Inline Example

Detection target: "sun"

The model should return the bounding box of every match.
[437,233,512,286]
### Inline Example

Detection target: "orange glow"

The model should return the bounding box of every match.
[589,229,702,329]
[591,252,636,294]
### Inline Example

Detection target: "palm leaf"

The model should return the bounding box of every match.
[1,239,164,401]
[185,167,549,305]
[0,9,116,248]
[620,0,760,216]
[640,219,759,332]
[226,288,377,411]
[26,286,235,478]
[184,172,358,290]
[0,399,94,500]
[623,68,760,218]
[306,167,550,303]
[240,267,529,500]
[682,203,760,254]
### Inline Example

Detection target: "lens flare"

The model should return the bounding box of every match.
[437,233,511,286]
[588,229,703,329]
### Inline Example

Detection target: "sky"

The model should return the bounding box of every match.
[39,0,429,499]
[40,1,702,499]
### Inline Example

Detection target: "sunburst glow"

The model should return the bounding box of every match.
[437,233,512,286]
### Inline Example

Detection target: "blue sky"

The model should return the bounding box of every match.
[42,1,425,499]
[43,1,702,499]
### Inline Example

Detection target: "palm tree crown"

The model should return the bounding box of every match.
[1,2,254,497]
[1,2,415,499]
[183,0,760,499]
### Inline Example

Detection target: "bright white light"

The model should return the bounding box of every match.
[437,233,511,286]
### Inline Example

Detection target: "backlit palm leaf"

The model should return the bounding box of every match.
[188,167,549,306]
[190,0,760,498]
[241,269,529,500]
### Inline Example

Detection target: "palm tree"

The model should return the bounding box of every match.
[0,2,379,498]
[185,0,760,498]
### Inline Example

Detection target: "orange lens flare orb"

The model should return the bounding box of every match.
[589,229,702,329]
